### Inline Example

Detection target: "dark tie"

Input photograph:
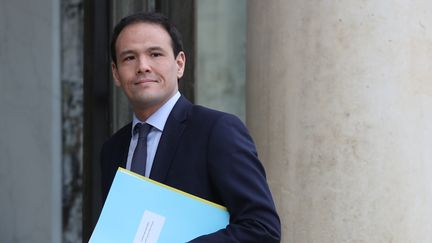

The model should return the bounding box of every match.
[131,123,151,176]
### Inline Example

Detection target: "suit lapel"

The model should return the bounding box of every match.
[150,96,191,182]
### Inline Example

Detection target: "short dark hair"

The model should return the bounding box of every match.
[110,12,184,65]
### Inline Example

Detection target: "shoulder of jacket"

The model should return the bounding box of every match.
[103,122,132,146]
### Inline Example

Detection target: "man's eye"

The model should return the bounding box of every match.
[151,52,162,57]
[123,56,135,61]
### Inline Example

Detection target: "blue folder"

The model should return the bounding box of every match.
[90,168,229,243]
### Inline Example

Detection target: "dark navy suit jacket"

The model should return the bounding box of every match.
[100,96,281,242]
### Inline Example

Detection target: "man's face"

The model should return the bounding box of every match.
[112,22,185,113]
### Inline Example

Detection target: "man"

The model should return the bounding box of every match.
[100,12,281,242]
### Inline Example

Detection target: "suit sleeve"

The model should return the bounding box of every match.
[189,114,281,243]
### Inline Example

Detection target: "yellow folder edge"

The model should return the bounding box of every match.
[118,167,228,211]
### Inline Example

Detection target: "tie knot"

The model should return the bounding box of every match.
[134,123,151,139]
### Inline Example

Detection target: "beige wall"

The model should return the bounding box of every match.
[247,1,432,242]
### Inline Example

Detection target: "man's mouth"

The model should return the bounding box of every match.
[134,79,157,85]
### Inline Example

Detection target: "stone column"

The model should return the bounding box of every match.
[246,1,432,242]
[0,0,61,242]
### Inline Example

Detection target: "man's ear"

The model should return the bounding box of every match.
[111,62,121,87]
[176,51,186,79]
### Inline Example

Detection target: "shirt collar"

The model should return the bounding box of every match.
[132,91,181,135]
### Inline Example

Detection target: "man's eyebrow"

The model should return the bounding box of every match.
[118,49,135,57]
[147,46,165,52]
[118,47,168,58]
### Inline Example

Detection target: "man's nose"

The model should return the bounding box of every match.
[137,56,151,74]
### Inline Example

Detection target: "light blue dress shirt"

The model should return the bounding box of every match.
[126,92,181,177]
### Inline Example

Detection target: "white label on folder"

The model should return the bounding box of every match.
[133,210,166,243]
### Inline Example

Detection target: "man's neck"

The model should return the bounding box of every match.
[134,104,162,122]
[132,92,178,122]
